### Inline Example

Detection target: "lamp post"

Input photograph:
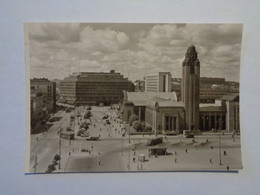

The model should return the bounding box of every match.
[59,126,61,170]
[219,131,222,165]
[218,118,223,165]
[33,156,38,173]
[121,134,123,156]
[128,124,130,144]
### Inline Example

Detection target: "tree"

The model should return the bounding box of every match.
[54,154,61,162]
[129,114,139,126]
[132,121,142,131]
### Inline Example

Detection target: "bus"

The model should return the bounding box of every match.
[60,130,75,140]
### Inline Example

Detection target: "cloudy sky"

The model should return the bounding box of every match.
[26,23,243,82]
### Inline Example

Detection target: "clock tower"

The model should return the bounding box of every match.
[181,45,200,130]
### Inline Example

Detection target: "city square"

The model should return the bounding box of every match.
[30,105,242,173]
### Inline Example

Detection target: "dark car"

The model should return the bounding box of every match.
[147,137,163,146]
[102,115,108,119]
[86,136,100,141]
[186,134,194,138]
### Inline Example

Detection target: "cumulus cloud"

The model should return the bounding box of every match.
[27,23,243,82]
[77,26,129,53]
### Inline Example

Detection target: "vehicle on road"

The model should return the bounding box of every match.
[60,131,74,140]
[86,136,100,141]
[67,127,74,131]
[81,148,89,152]
[102,115,108,119]
[147,137,163,146]
[81,132,90,137]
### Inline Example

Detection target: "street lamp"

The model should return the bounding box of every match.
[33,156,38,173]
[218,118,223,165]
[59,126,61,170]
[218,131,222,165]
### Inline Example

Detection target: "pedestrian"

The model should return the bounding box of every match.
[210,158,212,163]
[211,146,213,149]
[133,157,135,162]
[224,151,227,155]
[185,149,188,153]
[69,152,71,156]
[134,151,136,156]
[227,166,229,171]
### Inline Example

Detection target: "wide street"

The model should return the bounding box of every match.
[29,106,242,173]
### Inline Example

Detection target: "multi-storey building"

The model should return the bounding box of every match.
[134,80,145,92]
[30,78,56,112]
[59,70,135,106]
[145,72,172,92]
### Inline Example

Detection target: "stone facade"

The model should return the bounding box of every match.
[181,45,200,130]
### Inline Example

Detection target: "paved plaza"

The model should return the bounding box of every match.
[30,106,242,173]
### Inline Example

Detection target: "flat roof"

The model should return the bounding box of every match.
[127,91,177,101]
[218,94,239,102]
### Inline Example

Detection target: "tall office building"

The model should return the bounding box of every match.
[145,72,172,92]
[59,70,135,106]
[181,45,200,130]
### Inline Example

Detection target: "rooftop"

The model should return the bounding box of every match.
[125,91,183,108]
[218,94,239,102]
[126,91,177,102]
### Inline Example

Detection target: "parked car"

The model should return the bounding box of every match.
[147,137,163,146]
[102,115,108,119]
[86,136,100,141]
[81,132,90,137]
[81,148,89,152]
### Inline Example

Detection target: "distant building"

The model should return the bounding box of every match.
[30,89,43,127]
[200,77,239,103]
[134,80,145,92]
[59,70,135,106]
[145,72,172,92]
[51,79,61,95]
[31,78,56,112]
